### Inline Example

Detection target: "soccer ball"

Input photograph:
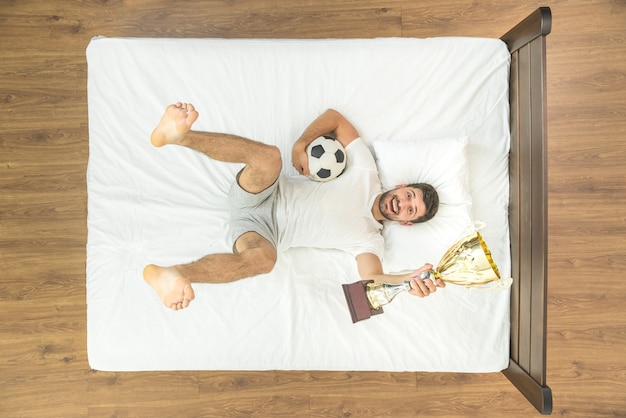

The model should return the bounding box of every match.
[306,136,347,182]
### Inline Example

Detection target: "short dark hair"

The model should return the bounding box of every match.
[408,183,439,223]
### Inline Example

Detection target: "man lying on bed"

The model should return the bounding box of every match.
[144,102,445,310]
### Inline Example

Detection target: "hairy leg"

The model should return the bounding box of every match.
[143,232,277,310]
[150,102,282,194]
[180,131,282,194]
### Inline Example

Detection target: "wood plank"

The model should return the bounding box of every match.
[1,368,89,418]
[88,371,200,402]
[548,242,626,273]
[529,35,549,386]
[517,41,533,373]
[89,394,311,418]
[0,9,402,41]
[0,302,86,338]
[200,370,416,395]
[401,2,540,38]
[312,373,539,417]
[0,270,85,302]
[508,50,521,365]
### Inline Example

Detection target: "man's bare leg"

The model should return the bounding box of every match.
[143,232,276,310]
[150,102,282,193]
[145,103,281,310]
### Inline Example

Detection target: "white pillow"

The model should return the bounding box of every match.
[373,136,471,206]
[373,137,473,273]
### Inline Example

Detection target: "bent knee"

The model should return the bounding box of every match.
[242,247,277,275]
[242,145,282,193]
[256,247,277,274]
[261,145,282,170]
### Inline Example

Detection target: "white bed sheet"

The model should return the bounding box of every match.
[86,37,511,372]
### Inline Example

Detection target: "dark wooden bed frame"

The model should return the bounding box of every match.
[500,7,552,415]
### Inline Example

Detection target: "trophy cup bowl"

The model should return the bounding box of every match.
[424,230,502,287]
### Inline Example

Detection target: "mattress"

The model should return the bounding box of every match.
[86,36,511,372]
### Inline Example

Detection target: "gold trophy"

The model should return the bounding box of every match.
[342,231,512,322]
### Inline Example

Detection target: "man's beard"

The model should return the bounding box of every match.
[378,190,396,221]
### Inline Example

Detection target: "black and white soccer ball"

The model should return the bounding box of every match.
[306,136,347,182]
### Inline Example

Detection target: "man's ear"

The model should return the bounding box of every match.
[400,221,413,227]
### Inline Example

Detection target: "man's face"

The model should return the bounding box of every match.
[378,186,426,225]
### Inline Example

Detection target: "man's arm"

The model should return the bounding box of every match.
[356,252,445,298]
[292,109,359,176]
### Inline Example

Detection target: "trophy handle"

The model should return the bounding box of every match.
[456,220,486,241]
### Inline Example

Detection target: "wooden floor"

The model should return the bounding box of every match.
[1,0,625,416]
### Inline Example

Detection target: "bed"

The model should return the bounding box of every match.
[86,7,552,414]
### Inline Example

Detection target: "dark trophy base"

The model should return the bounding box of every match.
[342,280,384,323]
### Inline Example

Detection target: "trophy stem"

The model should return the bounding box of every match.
[366,281,412,310]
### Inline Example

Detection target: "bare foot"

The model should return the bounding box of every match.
[143,264,196,310]
[150,102,199,147]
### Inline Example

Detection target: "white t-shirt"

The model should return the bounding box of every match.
[275,138,384,258]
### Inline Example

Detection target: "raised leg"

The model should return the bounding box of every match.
[150,102,282,193]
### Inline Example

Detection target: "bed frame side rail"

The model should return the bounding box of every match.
[500,7,553,415]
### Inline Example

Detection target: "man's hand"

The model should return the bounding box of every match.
[407,263,445,298]
[356,254,445,299]
[291,109,359,177]
[291,141,310,176]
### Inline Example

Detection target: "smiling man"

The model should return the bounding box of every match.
[144,103,443,310]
